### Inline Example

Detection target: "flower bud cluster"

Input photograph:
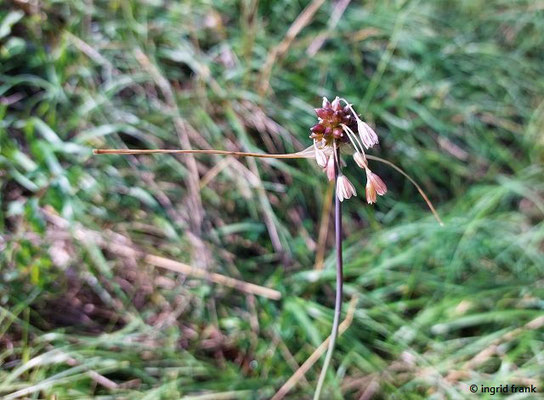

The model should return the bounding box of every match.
[310,97,358,144]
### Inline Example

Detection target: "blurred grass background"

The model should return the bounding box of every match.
[1,0,543,398]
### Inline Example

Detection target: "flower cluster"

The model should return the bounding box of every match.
[311,96,387,203]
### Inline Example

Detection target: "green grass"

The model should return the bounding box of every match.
[1,0,543,398]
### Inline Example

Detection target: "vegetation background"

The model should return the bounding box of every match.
[1,0,543,398]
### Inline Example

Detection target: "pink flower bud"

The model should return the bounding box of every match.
[315,108,333,119]
[336,175,357,202]
[332,127,343,139]
[311,123,325,133]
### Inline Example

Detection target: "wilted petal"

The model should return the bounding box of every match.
[336,175,357,202]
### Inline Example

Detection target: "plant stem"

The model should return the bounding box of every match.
[313,147,343,400]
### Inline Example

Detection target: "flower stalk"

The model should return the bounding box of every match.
[313,146,344,400]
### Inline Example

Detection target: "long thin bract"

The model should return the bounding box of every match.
[94,148,443,224]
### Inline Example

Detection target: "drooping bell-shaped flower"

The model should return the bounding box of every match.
[365,169,387,204]
[325,155,336,181]
[336,175,357,202]
[356,120,379,149]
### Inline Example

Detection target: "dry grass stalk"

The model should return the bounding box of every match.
[258,0,326,95]
[43,209,282,300]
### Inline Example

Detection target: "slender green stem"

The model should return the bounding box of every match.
[313,146,343,400]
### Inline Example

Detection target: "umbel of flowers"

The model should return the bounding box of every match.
[310,96,387,203]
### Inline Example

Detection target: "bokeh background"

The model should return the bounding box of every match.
[1,0,543,398]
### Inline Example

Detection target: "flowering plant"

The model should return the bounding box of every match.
[94,96,441,399]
